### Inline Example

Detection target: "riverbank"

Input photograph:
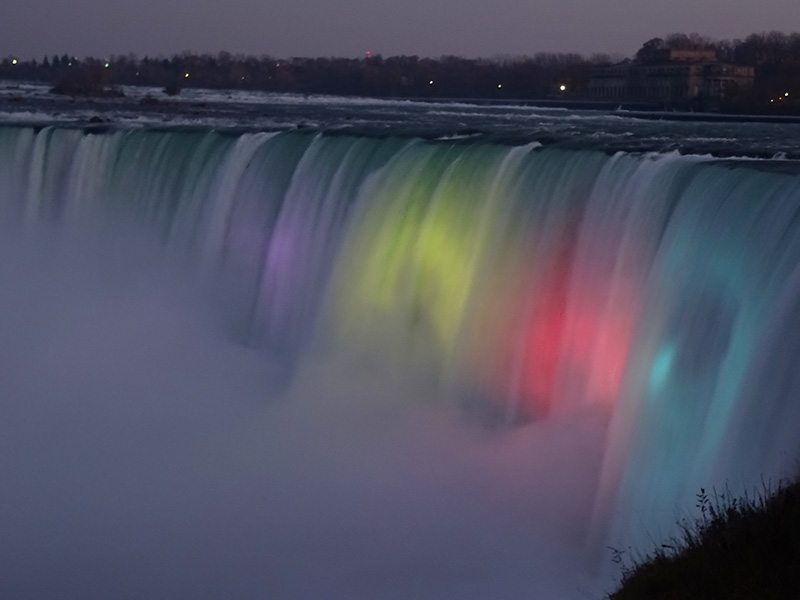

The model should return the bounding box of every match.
[611,479,800,599]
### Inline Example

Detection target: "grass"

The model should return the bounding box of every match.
[609,478,800,599]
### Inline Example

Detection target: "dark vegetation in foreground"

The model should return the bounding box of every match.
[610,479,800,599]
[1,31,800,113]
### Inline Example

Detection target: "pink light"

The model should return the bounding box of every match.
[482,248,637,421]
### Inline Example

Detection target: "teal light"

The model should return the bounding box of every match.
[649,344,676,395]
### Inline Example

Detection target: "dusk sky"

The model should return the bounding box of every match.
[2,0,800,60]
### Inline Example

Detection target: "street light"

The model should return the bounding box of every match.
[559,84,567,92]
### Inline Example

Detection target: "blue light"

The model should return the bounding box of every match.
[649,344,675,395]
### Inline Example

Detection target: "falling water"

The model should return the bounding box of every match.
[2,124,800,597]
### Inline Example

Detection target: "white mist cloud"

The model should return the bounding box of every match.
[0,227,615,599]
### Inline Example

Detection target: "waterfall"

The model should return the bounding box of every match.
[2,124,800,592]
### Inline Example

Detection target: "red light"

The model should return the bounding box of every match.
[484,245,637,421]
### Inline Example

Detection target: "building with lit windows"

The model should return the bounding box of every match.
[589,49,754,105]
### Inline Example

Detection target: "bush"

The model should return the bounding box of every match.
[610,479,800,599]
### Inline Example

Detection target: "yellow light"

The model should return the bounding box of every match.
[559,84,567,92]
[11,58,18,65]
[331,153,506,361]
[429,80,434,85]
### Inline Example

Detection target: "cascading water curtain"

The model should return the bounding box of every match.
[3,124,800,551]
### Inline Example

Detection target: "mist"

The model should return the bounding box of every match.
[0,225,614,599]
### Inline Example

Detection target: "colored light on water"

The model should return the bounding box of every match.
[482,244,638,420]
[342,192,485,346]
[334,149,513,362]
[515,258,571,415]
[520,299,634,413]
[649,344,675,395]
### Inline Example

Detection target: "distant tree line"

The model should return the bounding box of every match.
[0,51,611,99]
[0,31,799,110]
